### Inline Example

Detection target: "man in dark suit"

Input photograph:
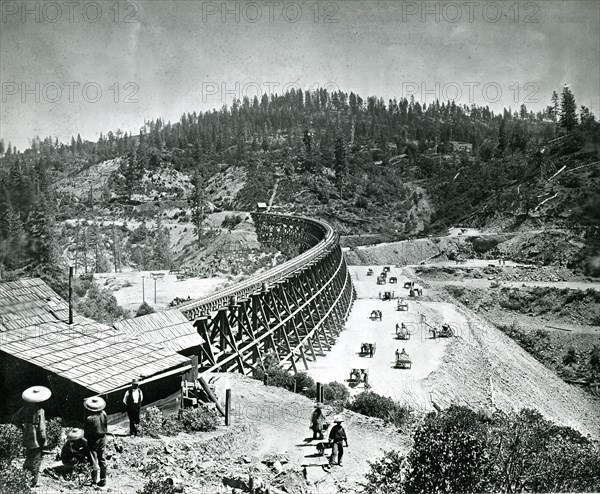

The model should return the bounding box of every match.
[123,379,144,436]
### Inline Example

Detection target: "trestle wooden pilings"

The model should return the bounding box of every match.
[182,213,356,376]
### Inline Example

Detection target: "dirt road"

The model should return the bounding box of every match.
[307,266,460,410]
[309,265,600,438]
[209,373,406,491]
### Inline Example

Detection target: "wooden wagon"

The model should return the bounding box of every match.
[396,323,410,340]
[394,350,412,369]
[347,368,370,387]
[359,342,376,357]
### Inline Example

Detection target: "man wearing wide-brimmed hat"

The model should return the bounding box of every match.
[83,396,108,487]
[20,385,51,487]
[123,378,144,436]
[60,428,89,470]
[328,416,348,467]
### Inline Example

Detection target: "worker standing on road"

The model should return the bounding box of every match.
[20,386,51,487]
[369,343,374,358]
[310,403,327,440]
[84,396,108,487]
[123,379,144,436]
[328,417,348,466]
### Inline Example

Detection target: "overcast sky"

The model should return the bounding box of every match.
[1,0,598,150]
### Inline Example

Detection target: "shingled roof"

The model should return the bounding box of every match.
[113,309,203,353]
[0,279,190,394]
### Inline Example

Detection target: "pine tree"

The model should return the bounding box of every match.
[579,106,596,130]
[152,214,171,269]
[549,91,559,135]
[26,197,57,266]
[334,133,349,197]
[189,171,207,246]
[559,85,577,132]
[497,118,507,154]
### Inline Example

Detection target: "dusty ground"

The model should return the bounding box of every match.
[310,264,600,438]
[38,374,405,494]
[95,270,230,313]
[307,266,453,409]
[32,256,600,493]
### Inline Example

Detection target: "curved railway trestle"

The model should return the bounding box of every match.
[180,213,356,375]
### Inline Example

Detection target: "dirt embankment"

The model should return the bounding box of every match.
[344,237,463,265]
[401,267,600,438]
[343,233,519,266]
[40,374,405,493]
[344,228,589,270]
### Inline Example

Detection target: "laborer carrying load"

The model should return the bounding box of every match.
[310,403,328,440]
[328,416,349,466]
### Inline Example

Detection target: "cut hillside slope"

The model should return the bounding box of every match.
[400,267,600,438]
[344,233,513,266]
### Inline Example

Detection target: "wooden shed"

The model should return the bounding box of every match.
[0,279,192,421]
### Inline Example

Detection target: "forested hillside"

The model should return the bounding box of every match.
[1,85,599,291]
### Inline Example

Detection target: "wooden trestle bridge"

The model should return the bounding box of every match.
[179,213,356,375]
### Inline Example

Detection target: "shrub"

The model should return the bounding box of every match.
[403,406,491,494]
[294,372,316,397]
[135,302,155,317]
[363,406,600,494]
[45,417,63,449]
[179,405,219,432]
[255,366,295,391]
[140,406,165,438]
[0,424,22,463]
[349,391,396,420]
[563,347,577,365]
[364,450,405,494]
[590,345,600,373]
[322,381,349,404]
[0,463,32,494]
[137,478,176,494]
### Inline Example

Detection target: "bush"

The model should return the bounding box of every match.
[136,302,155,317]
[563,347,577,365]
[404,406,491,494]
[0,424,22,463]
[0,463,32,494]
[45,417,63,448]
[294,372,316,397]
[254,366,295,391]
[140,406,165,438]
[364,450,405,494]
[322,381,349,404]
[137,478,176,494]
[363,406,600,494]
[349,391,396,420]
[179,405,219,432]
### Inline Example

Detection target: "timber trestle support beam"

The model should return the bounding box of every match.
[180,213,356,375]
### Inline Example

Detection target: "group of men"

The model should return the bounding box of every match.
[17,379,144,488]
[310,404,349,467]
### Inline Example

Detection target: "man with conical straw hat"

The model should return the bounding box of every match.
[20,385,51,487]
[83,396,108,487]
